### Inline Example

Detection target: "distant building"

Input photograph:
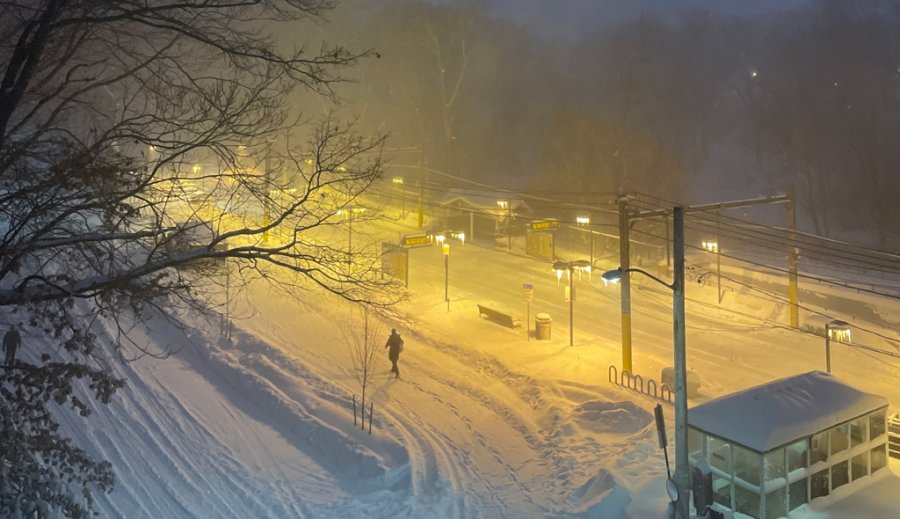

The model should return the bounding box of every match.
[436,191,531,245]
[688,371,889,518]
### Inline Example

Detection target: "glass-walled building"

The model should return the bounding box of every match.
[688,371,889,518]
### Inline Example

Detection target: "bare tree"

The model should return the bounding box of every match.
[345,305,384,431]
[0,0,403,515]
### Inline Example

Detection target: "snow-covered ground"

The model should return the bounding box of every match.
[52,209,900,518]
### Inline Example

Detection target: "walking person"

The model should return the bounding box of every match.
[385,328,404,379]
[3,324,21,367]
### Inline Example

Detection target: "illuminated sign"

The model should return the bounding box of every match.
[529,219,559,231]
[402,234,432,249]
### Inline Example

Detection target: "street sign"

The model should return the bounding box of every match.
[523,283,534,301]
[529,219,559,231]
[402,233,432,249]
[654,404,668,448]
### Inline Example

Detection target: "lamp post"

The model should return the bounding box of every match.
[702,240,721,303]
[434,231,464,310]
[577,216,593,267]
[443,242,450,310]
[338,206,366,264]
[552,259,591,346]
[392,176,405,218]
[824,320,851,373]
[601,205,688,519]
[498,200,511,249]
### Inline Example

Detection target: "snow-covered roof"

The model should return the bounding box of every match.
[689,371,888,452]
[438,189,530,214]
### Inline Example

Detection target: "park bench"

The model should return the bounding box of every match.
[476,304,521,329]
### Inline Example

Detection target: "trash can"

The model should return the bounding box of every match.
[535,313,552,340]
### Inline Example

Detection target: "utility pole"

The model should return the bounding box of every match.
[787,187,799,328]
[443,243,450,310]
[568,270,574,347]
[418,150,425,229]
[673,206,689,519]
[507,202,512,250]
[618,196,633,373]
[717,205,722,304]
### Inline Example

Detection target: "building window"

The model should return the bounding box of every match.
[810,431,828,464]
[831,460,849,490]
[870,409,886,439]
[851,452,868,481]
[709,436,732,474]
[871,443,888,473]
[764,448,786,484]
[811,469,829,499]
[850,416,868,448]
[733,444,760,486]
[789,478,808,511]
[712,473,732,509]
[787,439,808,475]
[735,484,760,519]
[765,486,787,519]
[830,423,849,455]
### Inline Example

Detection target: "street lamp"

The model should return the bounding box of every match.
[337,206,366,264]
[701,239,722,303]
[576,216,595,267]
[601,205,689,519]
[443,242,450,310]
[552,259,591,346]
[497,200,511,250]
[392,177,405,218]
[824,320,851,373]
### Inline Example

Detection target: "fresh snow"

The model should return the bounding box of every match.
[40,210,900,518]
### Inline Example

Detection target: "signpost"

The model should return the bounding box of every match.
[398,233,433,289]
[523,283,534,340]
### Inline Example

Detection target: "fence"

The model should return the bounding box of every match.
[608,365,673,404]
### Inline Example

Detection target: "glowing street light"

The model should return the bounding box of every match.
[577,216,595,267]
[498,200,511,249]
[601,205,689,519]
[702,240,722,303]
[392,177,406,218]
[825,320,851,373]
[552,259,591,347]
[337,206,366,264]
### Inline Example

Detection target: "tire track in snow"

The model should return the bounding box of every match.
[375,402,463,518]
[398,377,548,515]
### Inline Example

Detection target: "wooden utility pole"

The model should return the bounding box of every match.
[787,187,799,328]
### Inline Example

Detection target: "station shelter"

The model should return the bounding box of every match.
[688,371,889,518]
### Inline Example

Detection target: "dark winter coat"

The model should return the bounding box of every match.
[3,328,20,362]
[385,332,403,361]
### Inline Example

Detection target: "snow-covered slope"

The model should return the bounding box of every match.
[53,212,900,518]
